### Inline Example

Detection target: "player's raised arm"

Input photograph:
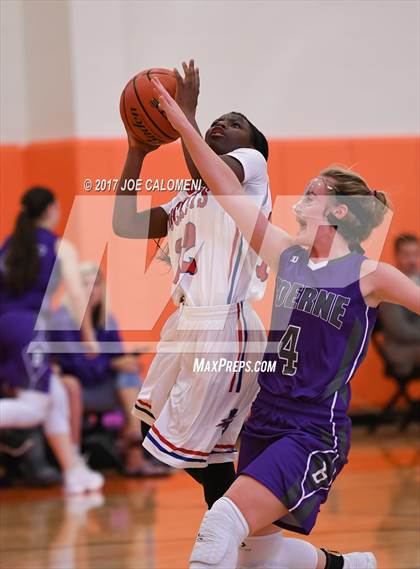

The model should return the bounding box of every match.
[174,60,202,181]
[362,260,420,314]
[152,78,293,270]
[112,133,168,239]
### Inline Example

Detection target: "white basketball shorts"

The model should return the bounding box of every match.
[132,301,267,469]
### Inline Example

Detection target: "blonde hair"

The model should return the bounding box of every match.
[320,166,391,251]
[63,261,106,328]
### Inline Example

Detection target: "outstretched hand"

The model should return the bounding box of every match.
[152,77,191,133]
[174,59,200,117]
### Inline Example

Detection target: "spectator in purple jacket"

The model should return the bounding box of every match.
[50,262,169,476]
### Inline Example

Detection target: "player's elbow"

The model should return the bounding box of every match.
[112,218,129,238]
[113,227,144,239]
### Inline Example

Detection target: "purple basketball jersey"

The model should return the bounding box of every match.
[0,228,59,314]
[259,245,377,416]
[237,246,377,535]
[0,228,59,392]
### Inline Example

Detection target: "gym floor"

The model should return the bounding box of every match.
[1,426,419,569]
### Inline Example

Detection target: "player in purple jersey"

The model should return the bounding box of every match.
[0,187,103,493]
[152,80,420,569]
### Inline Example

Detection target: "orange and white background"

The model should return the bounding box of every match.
[1,0,419,412]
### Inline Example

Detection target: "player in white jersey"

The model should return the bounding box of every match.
[113,60,271,508]
[160,145,271,307]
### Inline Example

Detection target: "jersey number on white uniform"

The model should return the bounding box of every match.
[256,260,269,282]
[173,222,198,284]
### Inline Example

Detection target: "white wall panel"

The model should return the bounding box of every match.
[1,0,419,142]
[1,0,27,143]
[23,0,74,141]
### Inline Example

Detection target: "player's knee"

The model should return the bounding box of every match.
[189,497,249,568]
[18,390,50,425]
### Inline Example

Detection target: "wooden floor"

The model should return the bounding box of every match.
[1,426,419,569]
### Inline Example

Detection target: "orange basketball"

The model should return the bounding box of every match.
[120,68,179,147]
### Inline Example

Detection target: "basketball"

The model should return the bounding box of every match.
[120,68,179,147]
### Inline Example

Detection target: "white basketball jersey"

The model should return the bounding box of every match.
[161,148,272,306]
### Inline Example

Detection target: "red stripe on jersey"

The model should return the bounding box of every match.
[137,399,152,409]
[151,424,209,457]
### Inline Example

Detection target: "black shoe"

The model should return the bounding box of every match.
[17,429,62,487]
[0,429,34,457]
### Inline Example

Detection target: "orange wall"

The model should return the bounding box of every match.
[1,137,419,411]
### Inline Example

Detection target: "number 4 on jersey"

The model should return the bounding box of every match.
[278,325,301,376]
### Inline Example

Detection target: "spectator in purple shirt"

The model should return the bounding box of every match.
[50,262,169,476]
[0,187,103,494]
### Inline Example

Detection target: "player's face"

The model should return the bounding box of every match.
[204,113,254,155]
[293,177,334,246]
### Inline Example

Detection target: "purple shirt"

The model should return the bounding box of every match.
[0,228,59,314]
[49,306,123,387]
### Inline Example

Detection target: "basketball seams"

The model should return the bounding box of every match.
[146,68,175,81]
[120,67,179,146]
[120,87,141,141]
[124,81,162,145]
[132,76,177,141]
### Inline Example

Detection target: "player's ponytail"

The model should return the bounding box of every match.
[3,187,55,295]
[320,167,391,253]
[371,190,388,227]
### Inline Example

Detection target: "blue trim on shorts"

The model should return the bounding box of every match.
[146,432,207,463]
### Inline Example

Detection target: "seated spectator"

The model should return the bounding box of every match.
[378,234,420,376]
[0,187,103,494]
[50,262,168,476]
